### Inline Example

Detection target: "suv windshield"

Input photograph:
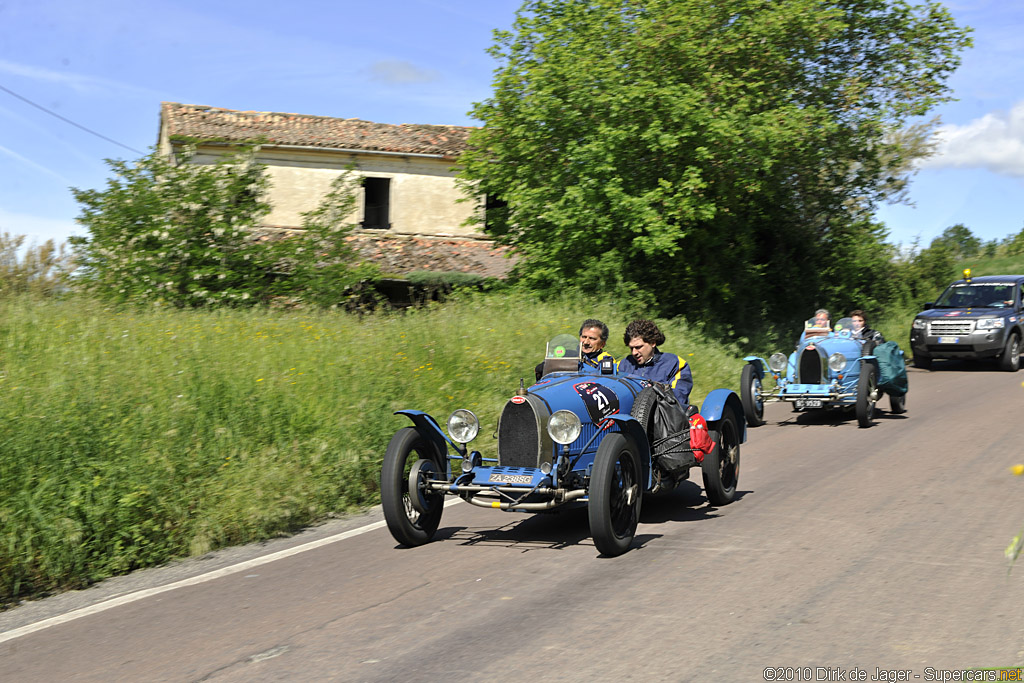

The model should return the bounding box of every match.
[934,283,1016,309]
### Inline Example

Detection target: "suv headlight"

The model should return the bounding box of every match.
[976,318,1005,330]
[547,410,582,445]
[447,409,479,443]
[912,319,927,330]
[768,353,787,373]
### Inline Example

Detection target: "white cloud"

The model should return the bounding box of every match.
[922,101,1024,176]
[368,60,441,85]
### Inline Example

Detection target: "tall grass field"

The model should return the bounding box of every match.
[0,292,748,606]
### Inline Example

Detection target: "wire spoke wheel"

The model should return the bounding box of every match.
[589,433,642,557]
[381,427,444,547]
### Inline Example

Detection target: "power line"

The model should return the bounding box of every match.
[0,83,145,156]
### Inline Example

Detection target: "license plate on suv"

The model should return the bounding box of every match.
[795,398,823,409]
[937,336,961,344]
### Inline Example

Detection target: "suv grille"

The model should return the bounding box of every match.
[929,319,975,336]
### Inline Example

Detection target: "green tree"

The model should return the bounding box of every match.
[70,146,274,307]
[930,223,981,260]
[459,0,971,332]
[1006,224,1024,256]
[0,232,73,297]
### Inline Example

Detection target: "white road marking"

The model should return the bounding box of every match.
[0,498,461,644]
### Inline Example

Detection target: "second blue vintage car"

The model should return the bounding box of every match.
[740,317,907,428]
[380,334,746,557]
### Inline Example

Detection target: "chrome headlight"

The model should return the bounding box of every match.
[828,353,847,373]
[447,409,479,443]
[977,318,1005,330]
[547,410,582,445]
[912,318,927,330]
[768,353,787,373]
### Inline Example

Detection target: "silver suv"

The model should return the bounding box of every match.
[909,271,1024,371]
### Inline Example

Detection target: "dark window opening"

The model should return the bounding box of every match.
[484,194,508,232]
[362,177,390,230]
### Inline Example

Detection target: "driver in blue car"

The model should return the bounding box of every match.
[535,318,616,380]
[617,319,693,405]
[577,318,615,372]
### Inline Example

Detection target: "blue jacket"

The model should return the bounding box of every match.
[617,350,693,405]
[579,349,615,374]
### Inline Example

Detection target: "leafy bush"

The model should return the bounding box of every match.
[68,147,376,309]
[70,146,275,307]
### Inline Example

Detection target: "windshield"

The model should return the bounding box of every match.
[544,334,581,361]
[934,283,1016,309]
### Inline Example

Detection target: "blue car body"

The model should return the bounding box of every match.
[740,317,900,428]
[381,334,746,556]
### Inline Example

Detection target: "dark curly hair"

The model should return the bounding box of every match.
[623,319,665,347]
[579,318,609,343]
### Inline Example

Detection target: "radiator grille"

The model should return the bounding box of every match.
[928,319,975,336]
[498,400,543,468]
[797,347,822,384]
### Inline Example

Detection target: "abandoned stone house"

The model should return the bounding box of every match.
[156,102,513,289]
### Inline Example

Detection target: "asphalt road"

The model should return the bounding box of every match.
[3,363,1024,682]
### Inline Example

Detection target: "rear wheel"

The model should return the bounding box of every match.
[998,333,1020,372]
[740,364,765,427]
[702,408,740,506]
[381,427,444,547]
[889,392,907,414]
[856,364,878,428]
[589,433,642,557]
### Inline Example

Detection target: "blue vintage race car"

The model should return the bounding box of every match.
[740,317,907,428]
[381,334,746,557]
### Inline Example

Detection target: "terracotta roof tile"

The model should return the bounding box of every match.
[161,102,473,159]
[345,233,516,279]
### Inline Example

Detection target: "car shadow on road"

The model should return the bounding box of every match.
[772,406,906,427]
[431,481,751,554]
[640,481,751,525]
[437,506,594,552]
[911,359,1002,372]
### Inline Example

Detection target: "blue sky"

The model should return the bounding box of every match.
[0,0,1021,250]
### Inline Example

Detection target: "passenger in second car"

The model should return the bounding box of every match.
[850,309,885,343]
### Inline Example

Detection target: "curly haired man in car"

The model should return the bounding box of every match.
[617,319,693,405]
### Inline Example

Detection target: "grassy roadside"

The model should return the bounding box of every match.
[0,292,745,605]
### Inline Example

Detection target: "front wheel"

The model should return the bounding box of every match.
[998,333,1020,372]
[588,433,642,557]
[740,364,765,427]
[381,427,444,547]
[702,408,740,506]
[856,364,878,428]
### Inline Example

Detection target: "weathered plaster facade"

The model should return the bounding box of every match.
[157,103,513,277]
